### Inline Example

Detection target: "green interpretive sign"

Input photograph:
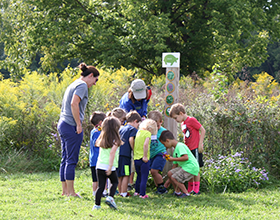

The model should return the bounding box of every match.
[167,71,175,81]
[165,107,171,117]
[165,95,174,105]
[166,82,175,93]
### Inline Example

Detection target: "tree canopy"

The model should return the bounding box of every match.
[1,0,280,79]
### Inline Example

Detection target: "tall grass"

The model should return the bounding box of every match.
[0,68,280,178]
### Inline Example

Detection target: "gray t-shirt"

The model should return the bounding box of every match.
[59,79,88,126]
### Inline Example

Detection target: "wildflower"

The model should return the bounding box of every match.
[232,152,242,157]
[235,169,241,173]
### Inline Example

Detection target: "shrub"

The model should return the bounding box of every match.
[202,151,270,193]
[1,65,280,181]
[178,69,280,178]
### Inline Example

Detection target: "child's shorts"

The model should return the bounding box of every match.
[90,166,98,182]
[191,148,204,167]
[117,156,131,177]
[170,167,194,183]
[150,153,166,171]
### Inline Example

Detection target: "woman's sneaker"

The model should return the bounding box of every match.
[105,196,117,209]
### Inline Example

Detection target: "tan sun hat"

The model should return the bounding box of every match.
[130,79,146,100]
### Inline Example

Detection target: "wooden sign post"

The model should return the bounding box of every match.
[162,52,180,176]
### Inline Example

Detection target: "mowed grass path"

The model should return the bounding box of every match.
[0,170,280,220]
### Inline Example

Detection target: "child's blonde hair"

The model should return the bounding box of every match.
[139,119,157,135]
[147,110,163,123]
[169,103,186,117]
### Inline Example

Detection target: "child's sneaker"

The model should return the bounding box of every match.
[105,196,117,209]
[133,192,139,196]
[180,193,190,198]
[140,194,149,199]
[102,192,108,197]
[120,192,132,197]
[172,191,182,197]
[155,186,168,194]
[92,205,101,210]
[190,190,201,196]
[127,184,134,191]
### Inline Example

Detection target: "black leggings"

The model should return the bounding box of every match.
[95,169,118,205]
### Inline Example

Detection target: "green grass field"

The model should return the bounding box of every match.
[1,170,280,220]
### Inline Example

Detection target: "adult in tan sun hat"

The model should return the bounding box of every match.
[119,79,151,118]
[119,79,152,192]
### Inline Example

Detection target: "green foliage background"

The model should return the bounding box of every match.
[0,67,280,181]
[1,0,280,78]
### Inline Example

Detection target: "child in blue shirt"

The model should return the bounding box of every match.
[117,111,141,197]
[147,110,168,194]
[89,111,106,197]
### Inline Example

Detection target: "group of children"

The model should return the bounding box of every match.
[89,103,205,210]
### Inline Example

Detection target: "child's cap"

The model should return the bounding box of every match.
[130,79,146,100]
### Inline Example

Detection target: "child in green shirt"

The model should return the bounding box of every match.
[134,119,157,198]
[159,130,199,198]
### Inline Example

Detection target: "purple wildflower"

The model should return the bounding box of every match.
[253,180,260,185]
[232,152,242,157]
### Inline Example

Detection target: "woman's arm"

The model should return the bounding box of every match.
[71,94,82,134]
[106,144,119,176]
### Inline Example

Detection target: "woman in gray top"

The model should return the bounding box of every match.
[57,63,99,197]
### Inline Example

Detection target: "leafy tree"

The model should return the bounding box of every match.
[1,0,280,79]
[245,41,280,82]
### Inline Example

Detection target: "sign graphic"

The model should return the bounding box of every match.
[166,82,175,93]
[165,107,171,117]
[162,53,180,67]
[165,95,174,105]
